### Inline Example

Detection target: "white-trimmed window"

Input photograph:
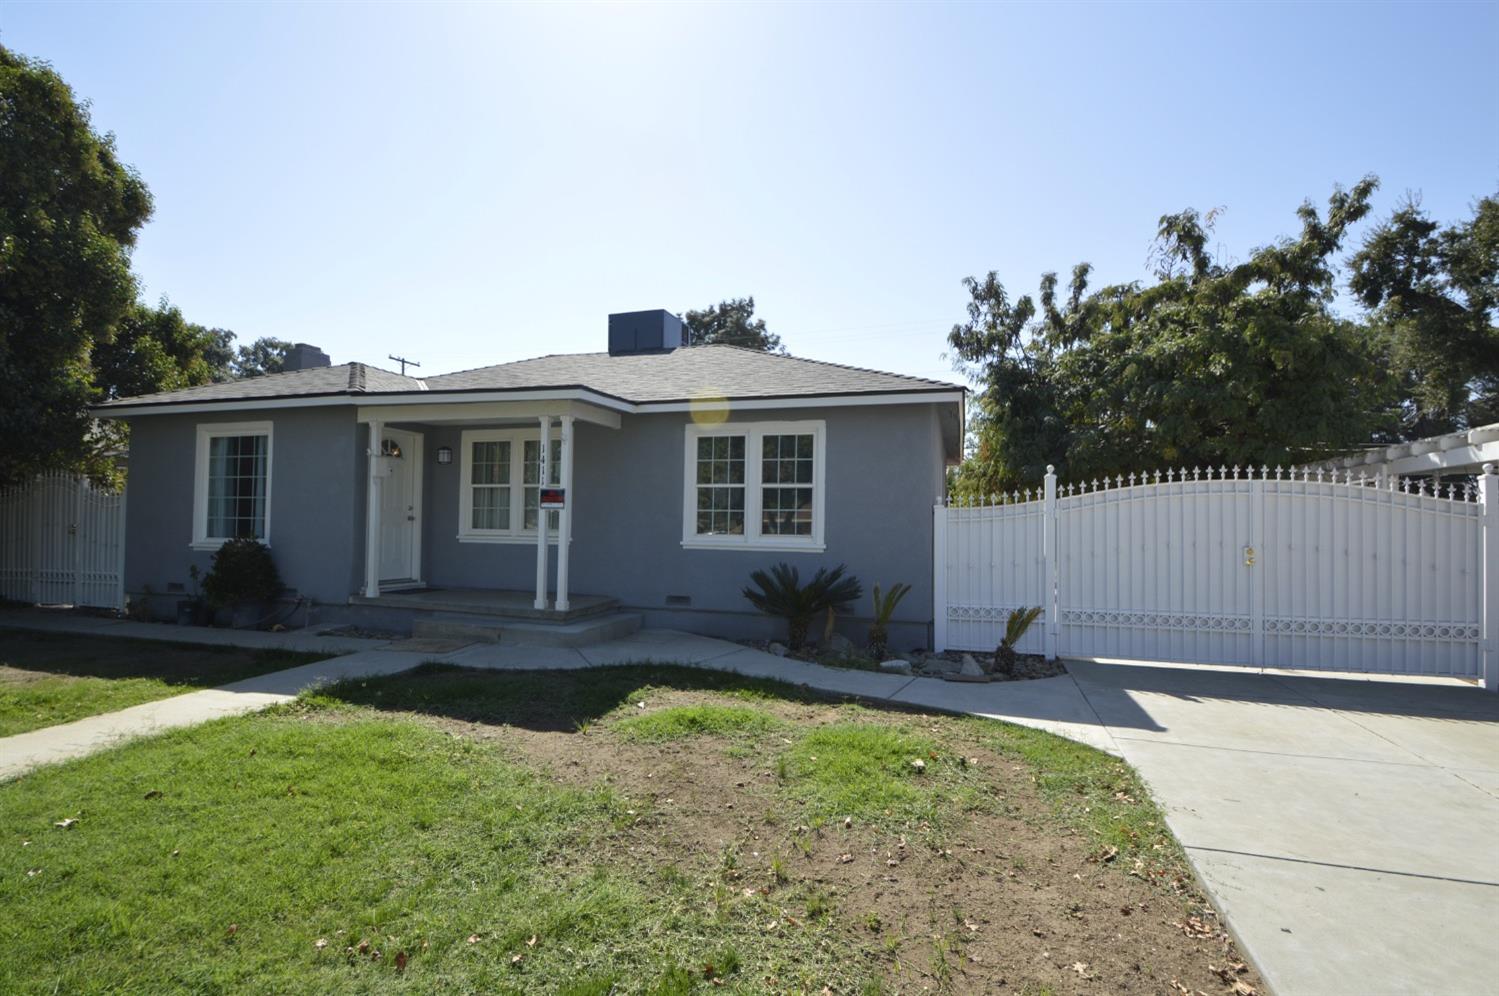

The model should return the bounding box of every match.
[682,420,825,551]
[459,428,561,543]
[192,421,273,549]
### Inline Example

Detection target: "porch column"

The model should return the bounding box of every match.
[534,415,551,610]
[363,418,383,598]
[556,414,575,611]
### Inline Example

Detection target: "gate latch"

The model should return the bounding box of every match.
[1243,545,1255,567]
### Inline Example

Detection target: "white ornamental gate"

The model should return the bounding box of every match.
[933,465,1494,687]
[0,472,126,611]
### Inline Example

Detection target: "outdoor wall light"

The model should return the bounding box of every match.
[436,446,453,465]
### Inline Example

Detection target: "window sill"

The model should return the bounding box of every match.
[681,539,825,553]
[190,539,270,551]
[457,533,568,545]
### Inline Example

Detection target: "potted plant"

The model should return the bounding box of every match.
[867,582,912,659]
[175,565,207,626]
[202,538,283,629]
[742,562,863,649]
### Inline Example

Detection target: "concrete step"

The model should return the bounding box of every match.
[413,612,641,648]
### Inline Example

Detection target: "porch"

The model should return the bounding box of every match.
[357,397,625,614]
[349,586,619,624]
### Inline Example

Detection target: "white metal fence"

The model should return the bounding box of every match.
[934,465,1496,688]
[0,472,126,611]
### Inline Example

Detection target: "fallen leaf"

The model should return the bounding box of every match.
[910,759,926,772]
[144,790,163,800]
[314,938,328,950]
[226,924,239,937]
[1097,845,1119,863]
[1232,983,1257,996]
[510,953,524,966]
[357,938,370,954]
[466,934,481,944]
[394,951,408,971]
[53,818,77,830]
[526,935,537,948]
[843,816,852,828]
[837,853,853,864]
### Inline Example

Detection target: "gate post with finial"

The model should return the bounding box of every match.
[1482,464,1498,692]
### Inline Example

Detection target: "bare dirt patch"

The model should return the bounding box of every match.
[369,671,1263,995]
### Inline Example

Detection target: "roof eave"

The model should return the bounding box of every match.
[94,384,965,419]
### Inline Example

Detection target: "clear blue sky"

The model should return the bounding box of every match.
[3,2,1496,382]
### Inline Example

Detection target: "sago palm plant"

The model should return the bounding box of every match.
[866,582,911,659]
[994,605,1043,676]
[742,562,863,648]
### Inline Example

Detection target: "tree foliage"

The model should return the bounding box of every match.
[232,337,294,378]
[683,297,786,353]
[0,45,153,487]
[1349,193,1499,437]
[949,180,1401,496]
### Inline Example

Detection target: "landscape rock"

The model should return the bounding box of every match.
[767,642,788,657]
[916,654,960,675]
[959,653,985,677]
[878,659,912,675]
[825,632,855,657]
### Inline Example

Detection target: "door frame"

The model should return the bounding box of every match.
[379,427,424,589]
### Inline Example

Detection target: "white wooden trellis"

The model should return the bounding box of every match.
[933,463,1496,690]
[0,472,126,611]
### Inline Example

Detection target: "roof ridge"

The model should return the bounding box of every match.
[697,342,964,389]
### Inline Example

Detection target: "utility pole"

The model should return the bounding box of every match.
[388,354,421,376]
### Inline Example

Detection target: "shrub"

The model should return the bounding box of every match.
[867,582,912,659]
[202,538,282,607]
[742,562,862,648]
[993,606,1043,675]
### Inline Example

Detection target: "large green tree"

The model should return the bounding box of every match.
[232,336,293,378]
[92,300,233,400]
[949,180,1395,495]
[1349,193,1498,437]
[0,45,153,487]
[683,297,786,353]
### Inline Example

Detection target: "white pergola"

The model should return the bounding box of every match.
[1302,423,1499,480]
[356,398,623,612]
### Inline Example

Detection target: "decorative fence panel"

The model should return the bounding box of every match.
[935,466,1493,686]
[0,473,126,611]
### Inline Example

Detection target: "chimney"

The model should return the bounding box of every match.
[284,343,332,371]
[607,310,683,356]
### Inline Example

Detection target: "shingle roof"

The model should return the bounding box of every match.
[96,345,962,411]
[96,361,424,408]
[423,346,959,402]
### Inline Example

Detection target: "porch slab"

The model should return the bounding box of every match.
[350,587,617,623]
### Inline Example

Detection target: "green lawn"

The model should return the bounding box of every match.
[0,630,328,737]
[0,662,1257,995]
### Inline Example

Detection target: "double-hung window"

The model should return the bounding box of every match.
[193,422,273,549]
[682,420,825,551]
[459,428,562,542]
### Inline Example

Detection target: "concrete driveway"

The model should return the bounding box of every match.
[1064,660,1499,996]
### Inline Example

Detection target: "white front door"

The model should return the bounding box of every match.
[378,428,422,584]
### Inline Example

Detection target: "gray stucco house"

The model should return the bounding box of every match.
[95,310,964,649]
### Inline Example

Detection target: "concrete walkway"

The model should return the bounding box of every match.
[3,611,1496,994]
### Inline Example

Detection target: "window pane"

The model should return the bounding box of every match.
[472,441,510,486]
[206,433,267,539]
[694,434,746,536]
[762,486,813,536]
[471,486,509,530]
